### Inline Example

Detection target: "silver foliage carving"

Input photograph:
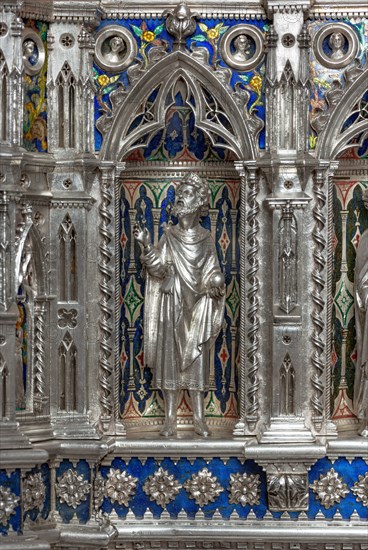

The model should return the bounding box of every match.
[23,472,46,512]
[56,469,91,509]
[228,473,260,506]
[183,468,223,507]
[351,473,368,507]
[104,468,138,506]
[143,467,181,507]
[268,473,308,511]
[310,468,349,509]
[0,486,19,526]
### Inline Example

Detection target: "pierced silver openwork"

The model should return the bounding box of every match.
[22,29,45,76]
[94,25,137,73]
[220,24,264,71]
[313,23,359,69]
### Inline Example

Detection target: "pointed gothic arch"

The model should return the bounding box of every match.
[100,51,257,162]
[316,69,368,159]
[15,222,46,298]
[0,50,9,142]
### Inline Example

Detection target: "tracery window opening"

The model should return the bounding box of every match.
[280,353,295,415]
[0,355,7,418]
[58,332,77,412]
[58,214,77,301]
[56,62,76,149]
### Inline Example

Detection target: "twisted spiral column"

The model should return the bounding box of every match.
[98,166,115,431]
[33,302,47,412]
[311,170,327,431]
[245,168,261,432]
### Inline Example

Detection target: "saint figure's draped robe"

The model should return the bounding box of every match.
[354,229,368,421]
[141,223,225,391]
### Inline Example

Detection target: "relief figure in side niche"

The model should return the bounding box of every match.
[134,173,225,437]
[354,189,368,437]
[15,325,25,410]
[328,32,346,60]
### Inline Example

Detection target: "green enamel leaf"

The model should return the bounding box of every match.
[192,35,207,42]
[131,24,143,37]
[102,84,117,95]
[219,26,229,35]
[198,23,208,32]
[154,23,164,35]
[239,75,250,83]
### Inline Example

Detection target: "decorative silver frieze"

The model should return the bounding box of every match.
[143,467,181,507]
[93,472,105,510]
[104,468,138,506]
[351,473,368,507]
[183,468,223,507]
[56,469,91,509]
[0,485,19,526]
[228,473,261,506]
[94,26,137,73]
[23,472,46,512]
[310,468,349,509]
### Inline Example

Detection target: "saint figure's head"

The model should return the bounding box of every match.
[233,34,250,61]
[173,172,209,217]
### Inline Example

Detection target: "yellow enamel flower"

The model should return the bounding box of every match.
[98,74,109,87]
[207,28,219,40]
[249,75,262,94]
[142,30,155,42]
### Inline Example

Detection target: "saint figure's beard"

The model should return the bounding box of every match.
[172,201,201,218]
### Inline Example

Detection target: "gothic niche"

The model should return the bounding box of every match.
[117,70,246,433]
[279,353,295,416]
[278,205,297,314]
[58,213,77,302]
[58,331,77,412]
[56,62,76,149]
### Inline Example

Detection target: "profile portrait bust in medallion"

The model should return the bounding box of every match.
[134,173,225,438]
[22,29,45,76]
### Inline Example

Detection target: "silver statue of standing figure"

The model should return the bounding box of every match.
[134,173,225,437]
[354,188,368,437]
